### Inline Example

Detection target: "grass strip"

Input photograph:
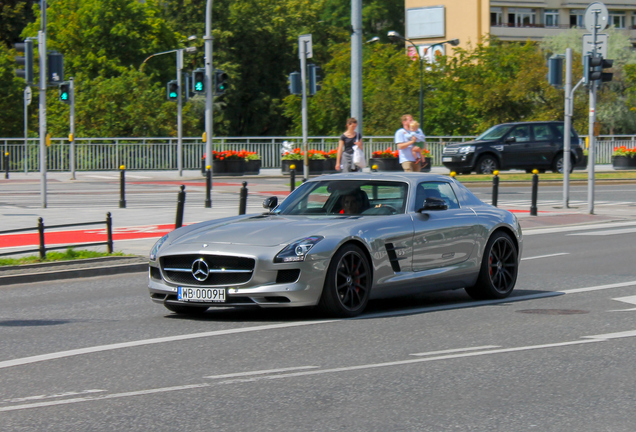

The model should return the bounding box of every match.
[0,248,128,267]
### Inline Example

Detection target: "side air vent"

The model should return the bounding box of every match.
[385,243,403,273]
[276,269,301,284]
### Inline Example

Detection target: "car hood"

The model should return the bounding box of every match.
[168,214,361,247]
[445,139,495,148]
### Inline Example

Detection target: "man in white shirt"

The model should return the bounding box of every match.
[395,114,426,172]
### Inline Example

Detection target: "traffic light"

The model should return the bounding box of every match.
[214,69,228,95]
[193,68,206,94]
[288,72,301,95]
[584,55,613,86]
[47,51,64,85]
[307,64,322,96]
[547,55,563,89]
[167,80,179,101]
[15,40,34,84]
[59,82,70,104]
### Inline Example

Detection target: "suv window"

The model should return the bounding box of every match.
[476,124,514,140]
[553,124,578,139]
[509,125,530,142]
[532,124,553,142]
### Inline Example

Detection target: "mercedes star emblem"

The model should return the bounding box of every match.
[191,258,210,281]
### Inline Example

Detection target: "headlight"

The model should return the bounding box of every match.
[459,145,475,154]
[274,236,324,263]
[150,234,169,261]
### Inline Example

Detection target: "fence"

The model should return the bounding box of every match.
[0,135,633,172]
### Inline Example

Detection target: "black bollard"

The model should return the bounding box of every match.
[290,167,296,193]
[106,212,114,253]
[4,152,8,179]
[238,181,248,215]
[492,171,499,207]
[38,217,45,259]
[205,166,212,208]
[175,185,186,228]
[119,165,126,209]
[530,170,539,216]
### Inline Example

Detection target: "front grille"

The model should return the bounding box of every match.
[443,147,459,155]
[161,254,255,286]
[276,269,301,284]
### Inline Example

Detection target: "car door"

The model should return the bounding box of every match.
[530,123,557,168]
[410,181,479,271]
[502,125,532,168]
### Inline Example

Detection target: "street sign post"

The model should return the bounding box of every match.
[582,33,608,60]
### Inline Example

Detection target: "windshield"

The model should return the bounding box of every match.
[475,124,514,141]
[274,180,408,216]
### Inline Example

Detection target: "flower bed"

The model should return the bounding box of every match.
[612,146,636,170]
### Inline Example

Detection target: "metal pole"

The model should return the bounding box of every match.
[300,40,309,180]
[204,0,214,195]
[419,57,424,127]
[106,212,113,253]
[492,172,499,207]
[588,10,599,215]
[205,167,212,208]
[351,0,363,136]
[177,49,183,176]
[563,48,572,208]
[290,167,296,192]
[38,12,48,208]
[24,87,29,174]
[38,217,46,259]
[119,166,126,208]
[70,77,75,180]
[530,172,539,216]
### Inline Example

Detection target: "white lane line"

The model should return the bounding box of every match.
[0,337,616,412]
[523,221,636,236]
[3,389,106,404]
[568,227,636,236]
[521,252,569,261]
[583,329,636,340]
[205,366,319,379]
[0,320,336,371]
[609,295,636,312]
[2,280,636,372]
[410,345,500,357]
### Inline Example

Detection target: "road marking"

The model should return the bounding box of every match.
[521,252,569,261]
[205,366,318,379]
[2,389,106,404]
[410,345,500,356]
[8,332,636,412]
[568,227,636,236]
[610,295,636,312]
[523,220,636,236]
[1,281,636,373]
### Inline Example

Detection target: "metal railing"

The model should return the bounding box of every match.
[0,135,632,172]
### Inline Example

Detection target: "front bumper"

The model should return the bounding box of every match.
[441,153,477,171]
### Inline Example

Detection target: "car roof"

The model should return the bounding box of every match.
[306,172,457,187]
[496,121,564,126]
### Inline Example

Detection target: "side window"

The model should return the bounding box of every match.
[532,124,553,142]
[414,182,460,210]
[509,125,530,142]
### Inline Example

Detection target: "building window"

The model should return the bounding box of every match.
[509,8,535,27]
[570,10,584,28]
[491,7,503,26]
[610,11,626,29]
[545,10,559,27]
[632,14,636,29]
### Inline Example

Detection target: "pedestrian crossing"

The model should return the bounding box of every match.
[492,199,636,208]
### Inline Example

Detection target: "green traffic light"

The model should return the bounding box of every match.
[60,92,68,101]
[169,92,177,98]
[195,82,203,91]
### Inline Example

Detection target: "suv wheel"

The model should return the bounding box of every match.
[476,155,499,174]
[552,154,573,174]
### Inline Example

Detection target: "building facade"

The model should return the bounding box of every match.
[405,0,636,54]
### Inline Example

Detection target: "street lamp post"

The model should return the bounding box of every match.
[387,31,459,128]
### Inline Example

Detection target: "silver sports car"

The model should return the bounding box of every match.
[148,172,522,317]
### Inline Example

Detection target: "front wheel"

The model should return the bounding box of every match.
[476,155,499,174]
[465,231,518,300]
[318,244,371,317]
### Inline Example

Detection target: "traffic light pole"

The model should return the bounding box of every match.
[204,0,214,205]
[563,48,572,209]
[70,78,75,180]
[24,86,30,174]
[587,9,600,215]
[38,2,48,208]
[177,49,183,176]
[300,39,309,180]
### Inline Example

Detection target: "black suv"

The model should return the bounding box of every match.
[441,121,584,174]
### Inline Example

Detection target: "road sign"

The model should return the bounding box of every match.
[24,86,32,106]
[582,33,608,59]
[585,2,609,33]
[299,34,313,59]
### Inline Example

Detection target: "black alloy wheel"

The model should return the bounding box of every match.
[465,231,518,300]
[553,154,573,174]
[319,244,371,317]
[476,155,499,174]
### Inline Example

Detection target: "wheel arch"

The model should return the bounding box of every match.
[489,226,519,255]
[339,239,375,281]
[476,151,502,168]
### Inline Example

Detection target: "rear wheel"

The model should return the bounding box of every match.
[552,154,573,174]
[465,231,518,300]
[164,303,209,315]
[318,244,371,317]
[476,155,498,174]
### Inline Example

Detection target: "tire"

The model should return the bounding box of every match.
[318,244,371,317]
[476,155,499,174]
[164,303,209,315]
[465,231,518,300]
[552,154,573,174]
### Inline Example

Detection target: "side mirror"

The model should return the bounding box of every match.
[505,136,516,143]
[263,196,278,210]
[417,197,448,212]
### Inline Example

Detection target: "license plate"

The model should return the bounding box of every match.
[442,157,453,162]
[178,287,226,303]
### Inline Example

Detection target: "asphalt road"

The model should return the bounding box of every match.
[1,220,635,431]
